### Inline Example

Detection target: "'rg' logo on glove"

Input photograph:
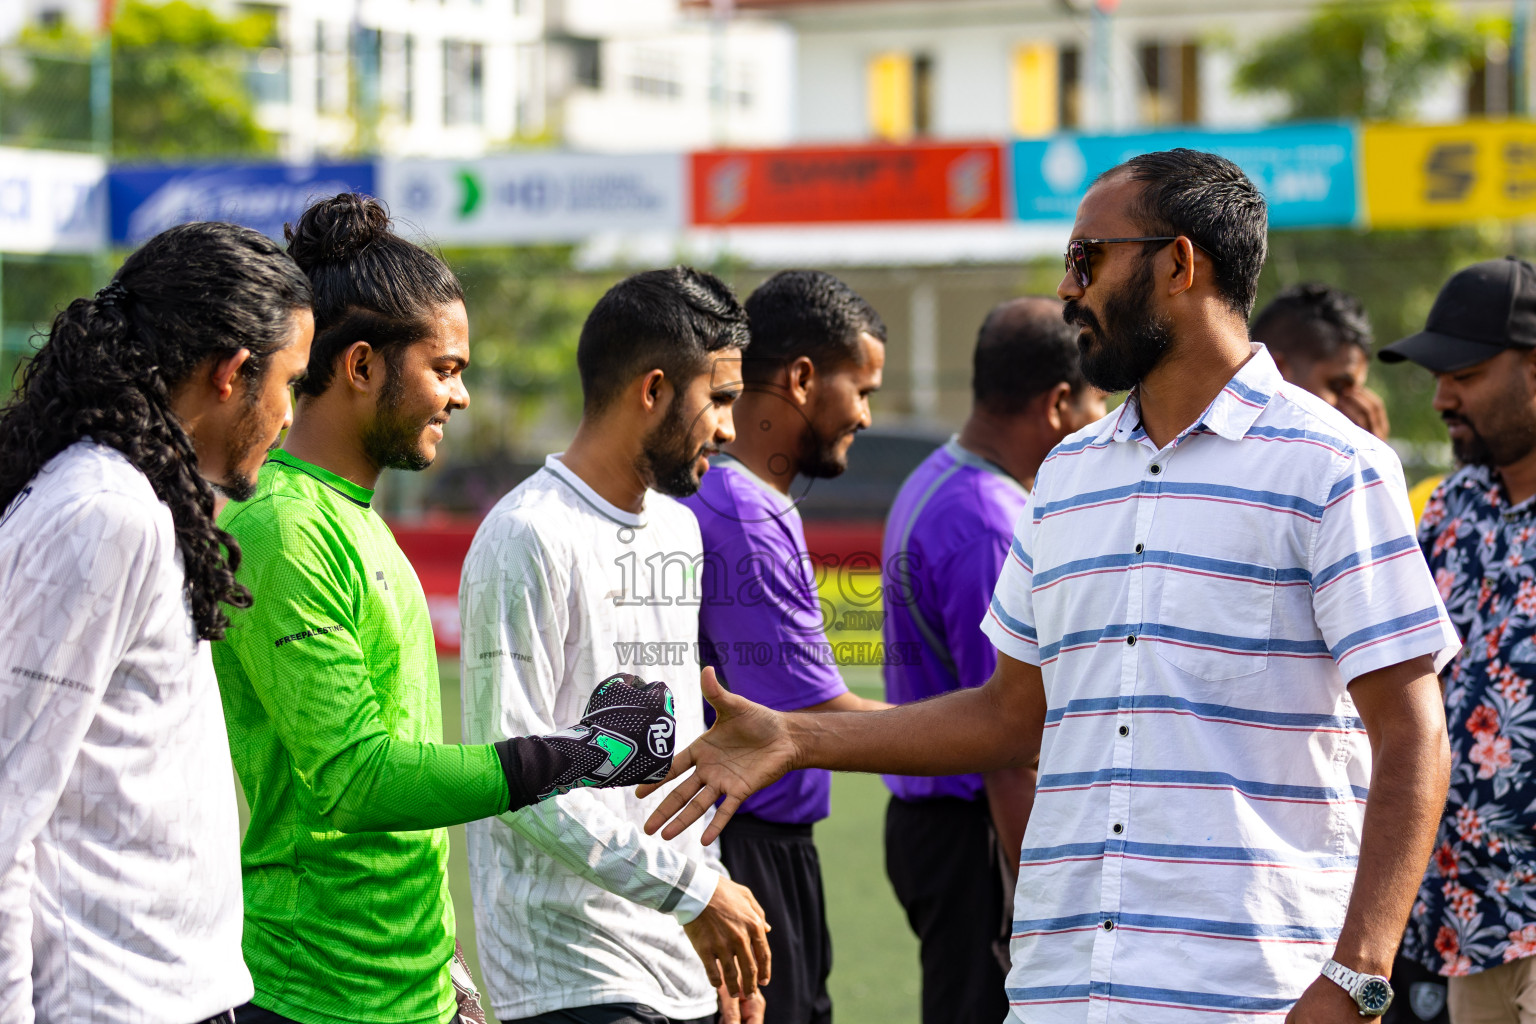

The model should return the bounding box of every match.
[648,718,675,757]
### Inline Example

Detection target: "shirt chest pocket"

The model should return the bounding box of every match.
[1146,554,1277,682]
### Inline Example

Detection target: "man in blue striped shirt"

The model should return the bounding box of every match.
[642,148,1461,1024]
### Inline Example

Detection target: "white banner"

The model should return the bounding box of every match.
[378,152,685,244]
[0,147,108,255]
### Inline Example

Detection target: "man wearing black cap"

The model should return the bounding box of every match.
[1383,256,1536,1024]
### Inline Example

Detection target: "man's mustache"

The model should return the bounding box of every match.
[1063,300,1102,334]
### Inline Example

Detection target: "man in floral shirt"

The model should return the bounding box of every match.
[1384,256,1536,1022]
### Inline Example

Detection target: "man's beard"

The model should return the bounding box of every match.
[1445,409,1536,469]
[1065,255,1176,393]
[362,363,435,472]
[213,378,273,502]
[641,396,710,498]
[797,420,854,479]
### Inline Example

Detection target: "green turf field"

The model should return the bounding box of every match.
[436,659,920,1024]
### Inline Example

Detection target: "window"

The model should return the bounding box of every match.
[1059,44,1081,129]
[515,43,543,133]
[381,32,414,122]
[314,22,353,116]
[243,3,289,105]
[1011,41,1059,137]
[866,52,932,140]
[732,63,754,109]
[1137,40,1199,126]
[867,52,913,140]
[571,38,601,90]
[1468,38,1513,116]
[912,53,933,136]
[405,35,415,121]
[629,48,682,99]
[443,40,485,125]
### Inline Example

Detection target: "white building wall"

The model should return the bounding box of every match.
[933,33,1010,140]
[795,31,865,141]
[561,19,794,151]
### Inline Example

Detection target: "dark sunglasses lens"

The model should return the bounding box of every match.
[1069,242,1090,288]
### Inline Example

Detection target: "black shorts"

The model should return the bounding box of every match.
[1382,954,1449,1024]
[233,1005,300,1024]
[717,813,833,1024]
[512,1004,716,1024]
[884,795,1011,1024]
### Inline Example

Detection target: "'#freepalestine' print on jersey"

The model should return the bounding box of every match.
[0,442,251,1024]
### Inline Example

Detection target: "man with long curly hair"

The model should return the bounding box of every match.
[0,221,316,1024]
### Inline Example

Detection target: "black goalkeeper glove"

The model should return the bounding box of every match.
[495,672,677,811]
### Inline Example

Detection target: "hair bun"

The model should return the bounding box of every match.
[285,193,393,270]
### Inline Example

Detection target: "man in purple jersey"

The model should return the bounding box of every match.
[881,296,1105,1024]
[681,270,889,1024]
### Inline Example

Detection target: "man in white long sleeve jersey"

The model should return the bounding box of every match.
[460,267,770,1024]
[0,222,314,1024]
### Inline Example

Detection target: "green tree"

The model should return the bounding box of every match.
[1,0,275,158]
[447,246,620,456]
[1234,0,1492,121]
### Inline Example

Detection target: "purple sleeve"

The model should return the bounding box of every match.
[699,515,849,712]
[934,534,1010,690]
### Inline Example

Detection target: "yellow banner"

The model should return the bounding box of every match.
[1363,121,1536,227]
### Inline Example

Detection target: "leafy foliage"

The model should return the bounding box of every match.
[0,0,275,158]
[445,246,621,456]
[1234,0,1493,121]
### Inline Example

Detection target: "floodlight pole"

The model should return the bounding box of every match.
[711,0,734,146]
[91,22,113,292]
[1516,0,1533,116]
[1091,0,1118,130]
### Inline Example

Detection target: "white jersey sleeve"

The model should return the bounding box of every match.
[0,490,155,1020]
[460,514,720,918]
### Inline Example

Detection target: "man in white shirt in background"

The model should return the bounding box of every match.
[460,266,770,1024]
[0,222,314,1024]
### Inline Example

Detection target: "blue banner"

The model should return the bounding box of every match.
[1012,124,1357,228]
[109,161,375,245]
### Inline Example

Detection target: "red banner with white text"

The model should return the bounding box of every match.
[690,143,1006,226]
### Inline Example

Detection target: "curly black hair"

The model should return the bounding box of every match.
[0,221,313,640]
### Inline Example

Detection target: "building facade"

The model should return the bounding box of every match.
[725,0,1525,143]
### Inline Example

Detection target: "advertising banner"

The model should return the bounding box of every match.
[1362,121,1536,227]
[691,143,1005,225]
[1012,124,1358,228]
[378,152,685,244]
[108,161,375,245]
[0,147,107,255]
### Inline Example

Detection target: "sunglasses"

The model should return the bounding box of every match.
[1063,236,1181,289]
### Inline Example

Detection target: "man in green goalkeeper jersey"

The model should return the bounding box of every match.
[214,195,675,1024]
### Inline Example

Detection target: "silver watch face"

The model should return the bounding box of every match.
[1357,978,1393,1015]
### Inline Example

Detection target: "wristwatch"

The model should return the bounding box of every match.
[1320,958,1394,1017]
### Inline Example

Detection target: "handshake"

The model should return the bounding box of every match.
[499,672,679,809]
[503,671,773,1012]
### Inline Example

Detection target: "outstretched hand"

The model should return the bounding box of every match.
[638,667,798,843]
